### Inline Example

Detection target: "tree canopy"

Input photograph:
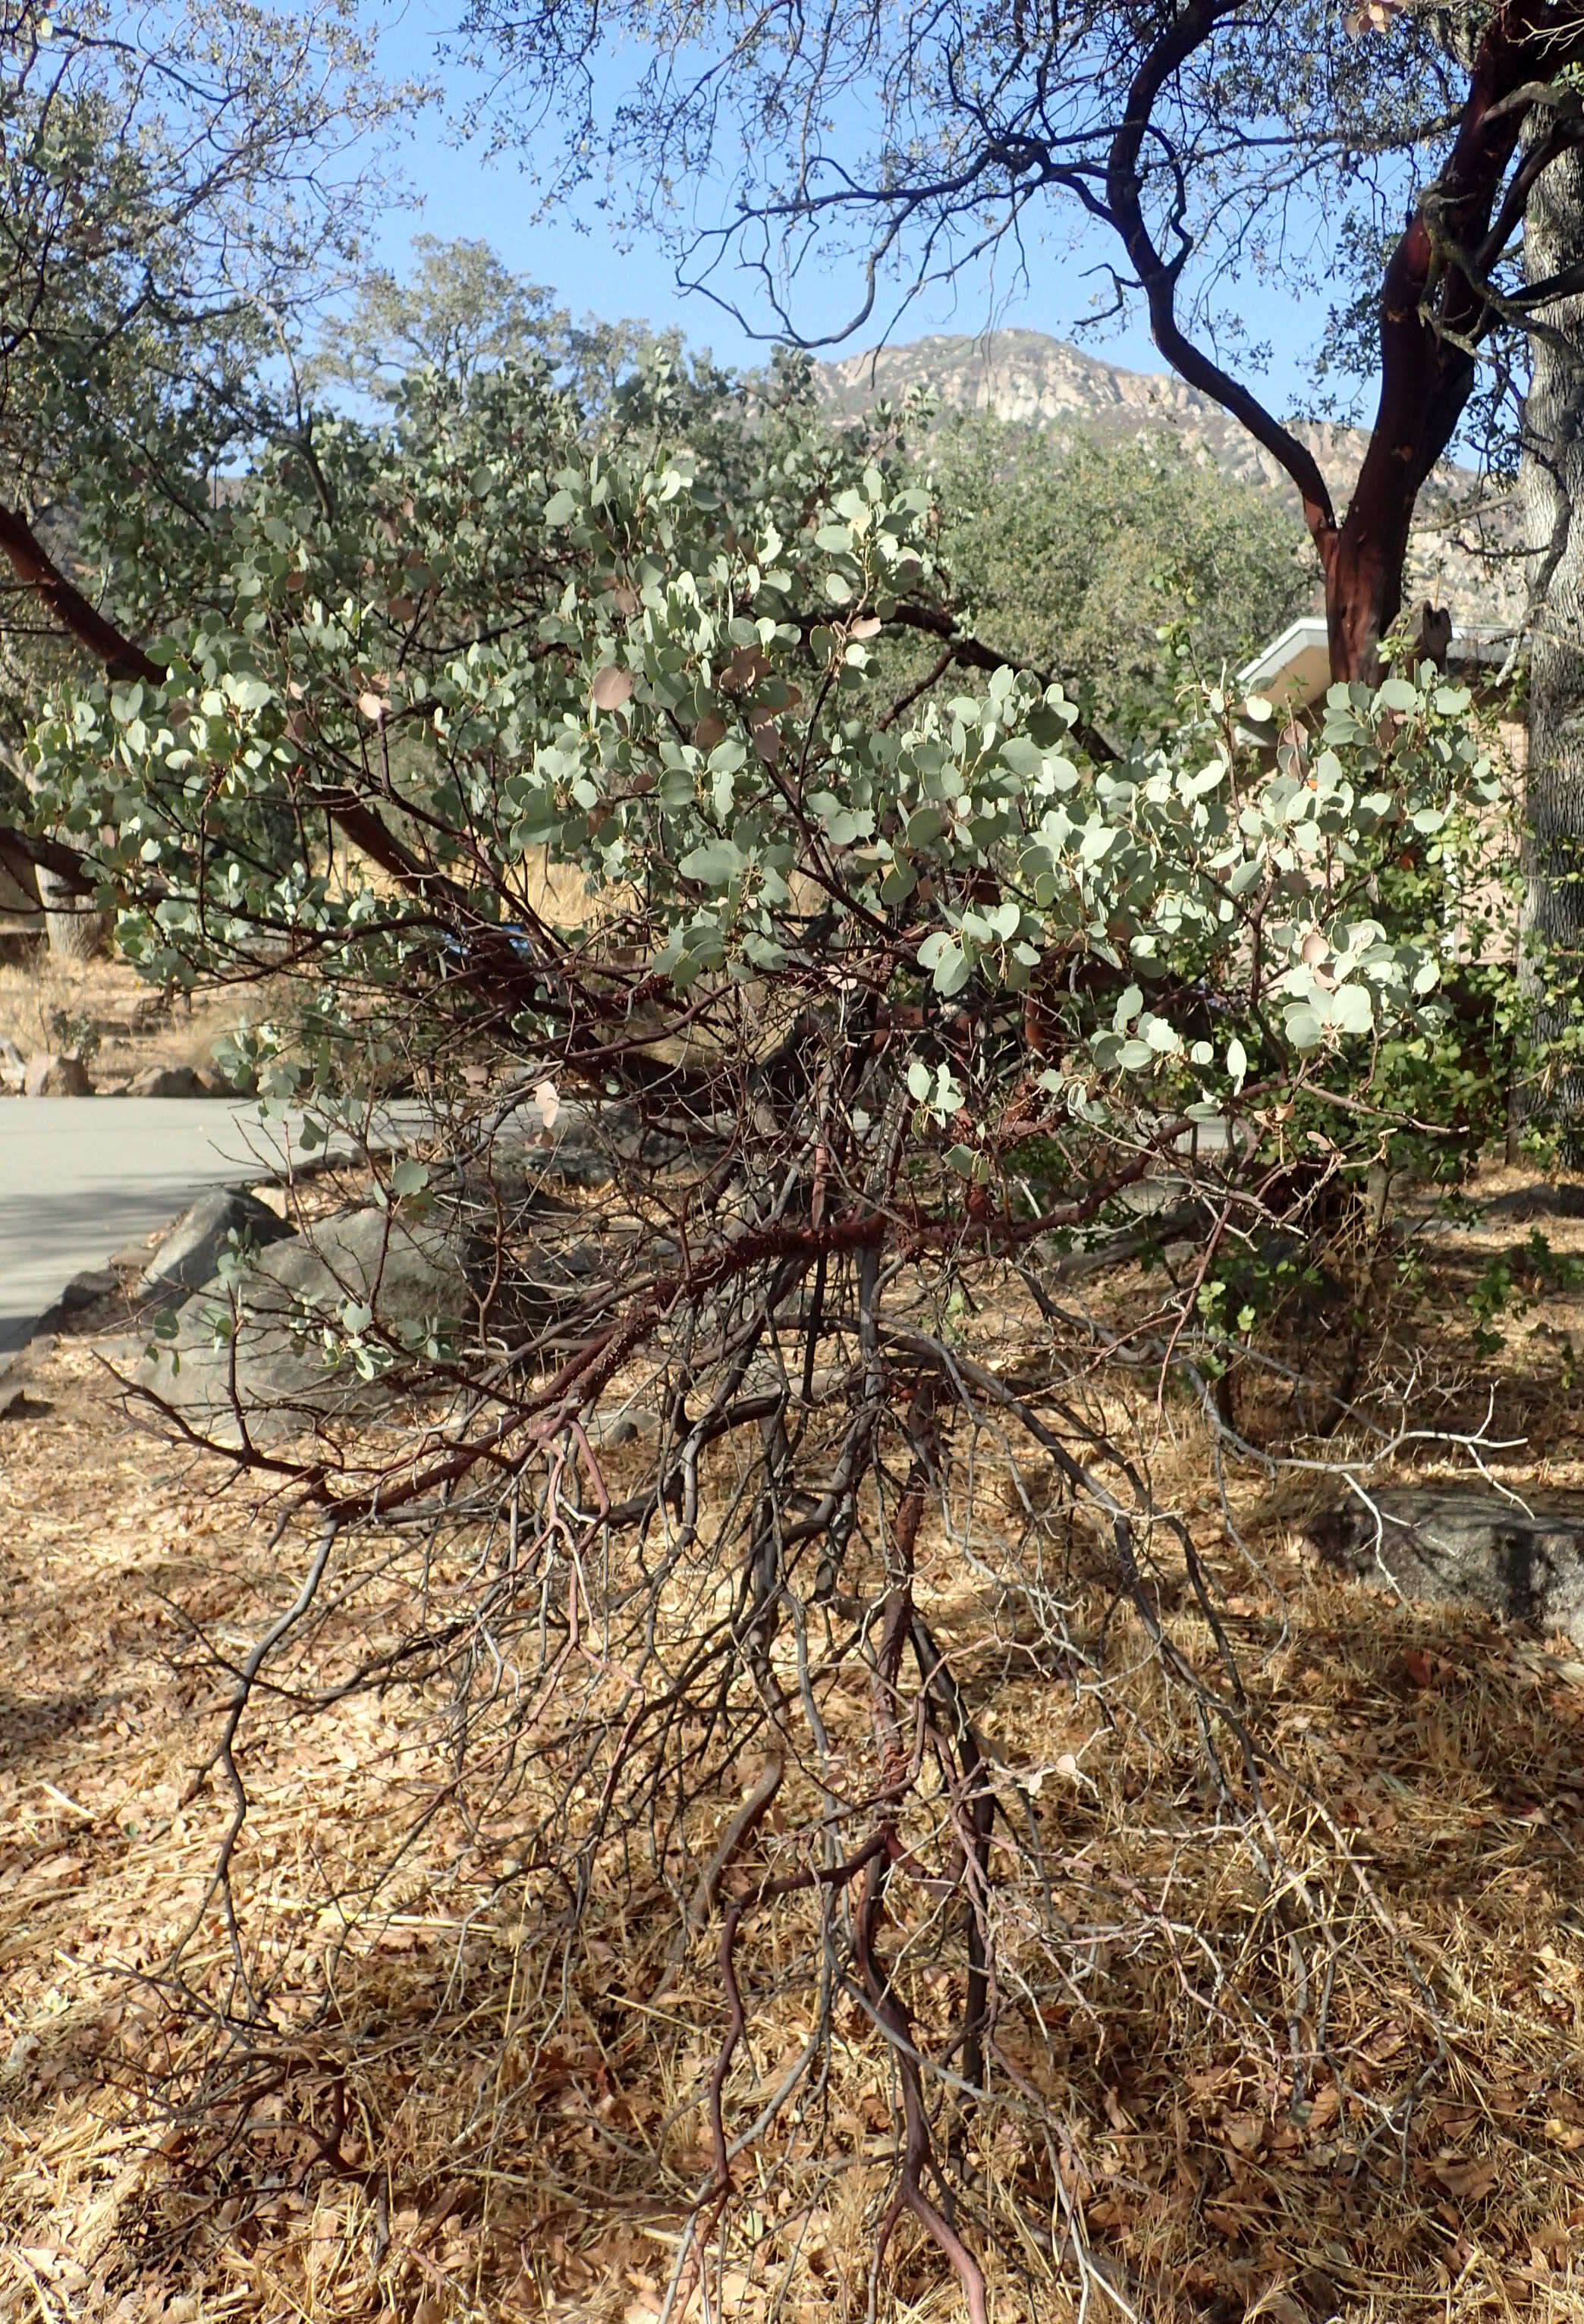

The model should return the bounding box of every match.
[0,0,416,903]
[0,0,406,519]
[921,422,1315,732]
[310,229,677,413]
[453,0,1584,675]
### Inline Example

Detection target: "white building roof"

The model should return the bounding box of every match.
[1237,616,1511,711]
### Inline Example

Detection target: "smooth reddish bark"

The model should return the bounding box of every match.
[1322,8,1563,677]
[0,502,164,683]
[0,499,463,908]
[1112,0,1584,683]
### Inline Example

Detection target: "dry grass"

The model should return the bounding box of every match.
[0,952,273,1093]
[6,1170,1584,2319]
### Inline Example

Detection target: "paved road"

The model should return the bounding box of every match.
[0,1098,344,1353]
[0,1091,592,1355]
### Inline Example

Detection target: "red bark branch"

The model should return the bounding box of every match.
[1106,0,1339,557]
[0,501,164,682]
[1326,5,1568,677]
[1105,0,1584,681]
[0,501,467,907]
[0,822,96,897]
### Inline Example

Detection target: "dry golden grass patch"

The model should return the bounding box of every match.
[0,953,275,1094]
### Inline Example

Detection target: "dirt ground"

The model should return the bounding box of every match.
[0,952,266,1094]
[5,1169,1584,2320]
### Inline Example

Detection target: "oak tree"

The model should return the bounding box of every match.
[455,0,1584,679]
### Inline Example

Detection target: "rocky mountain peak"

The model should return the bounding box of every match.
[813,329,1522,630]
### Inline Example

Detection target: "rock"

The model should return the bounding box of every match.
[125,1063,221,1098]
[58,1267,119,1311]
[24,1052,93,1097]
[1309,1487,1584,1644]
[1,2030,41,2084]
[1488,1180,1584,1223]
[505,1104,617,1190]
[582,1406,662,1451]
[494,1094,694,1191]
[0,1344,54,1417]
[140,1188,295,1294]
[0,1036,24,1091]
[504,1235,605,1322]
[137,1203,470,1443]
[33,1267,120,1332]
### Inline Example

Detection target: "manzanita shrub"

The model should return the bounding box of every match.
[21,360,1521,2313]
[27,363,1500,1154]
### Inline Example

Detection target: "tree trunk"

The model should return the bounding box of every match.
[1518,142,1584,1146]
[1325,507,1417,686]
[0,736,102,957]
[34,859,104,960]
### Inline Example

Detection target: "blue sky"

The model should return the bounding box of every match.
[369,0,1326,416]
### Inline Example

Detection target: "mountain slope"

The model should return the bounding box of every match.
[814,330,1522,630]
